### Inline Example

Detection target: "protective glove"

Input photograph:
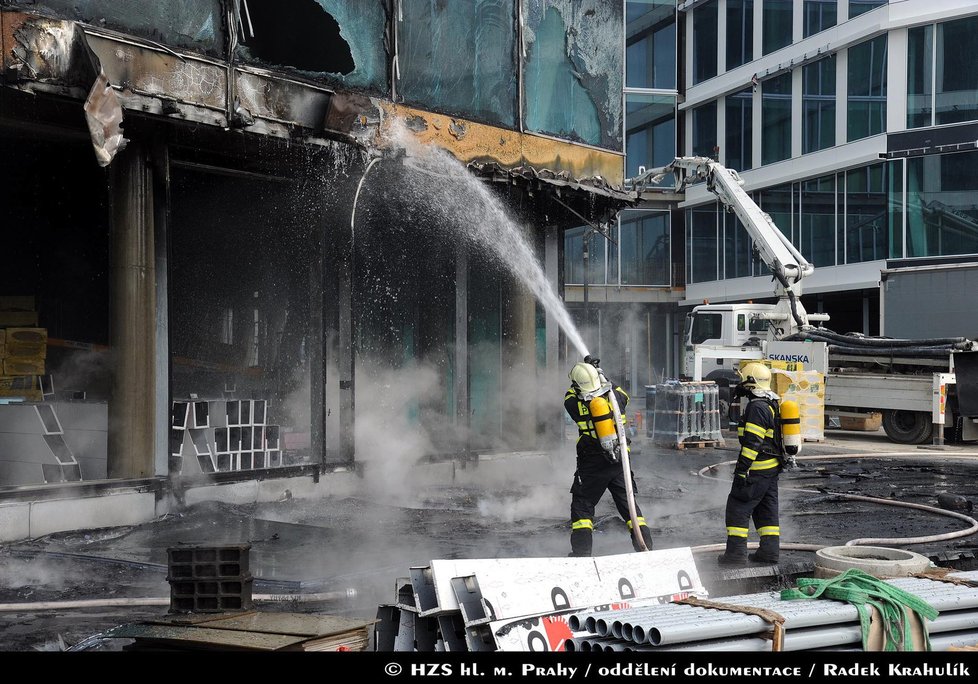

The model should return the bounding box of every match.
[782,454,797,471]
[730,471,752,501]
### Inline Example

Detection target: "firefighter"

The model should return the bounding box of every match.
[718,362,785,566]
[565,358,654,557]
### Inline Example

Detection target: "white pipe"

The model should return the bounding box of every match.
[0,590,357,613]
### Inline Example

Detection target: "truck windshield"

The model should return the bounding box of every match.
[691,313,722,344]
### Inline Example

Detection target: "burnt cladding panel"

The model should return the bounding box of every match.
[13,0,225,55]
[398,0,518,128]
[235,0,389,93]
[523,0,624,150]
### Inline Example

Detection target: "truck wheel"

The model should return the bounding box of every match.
[882,410,933,444]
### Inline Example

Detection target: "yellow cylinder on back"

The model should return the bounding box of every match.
[780,399,801,455]
[589,395,618,454]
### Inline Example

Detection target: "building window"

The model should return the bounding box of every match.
[936,17,978,125]
[400,0,517,128]
[725,88,753,171]
[759,183,795,245]
[523,0,624,150]
[846,163,889,264]
[724,211,754,279]
[907,25,933,129]
[847,36,887,141]
[799,175,836,267]
[803,0,836,38]
[726,0,753,71]
[906,151,978,258]
[907,17,978,129]
[626,0,677,90]
[762,73,792,165]
[848,1,887,19]
[762,0,792,56]
[803,57,836,154]
[693,0,718,84]
[618,211,671,286]
[687,205,719,283]
[692,101,718,159]
[564,226,608,285]
[626,94,676,180]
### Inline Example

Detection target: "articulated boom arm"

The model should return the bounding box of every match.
[629,156,827,336]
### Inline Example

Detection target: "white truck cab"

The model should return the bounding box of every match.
[681,303,773,382]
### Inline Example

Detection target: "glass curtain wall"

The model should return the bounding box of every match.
[626,95,677,178]
[847,36,887,141]
[906,151,978,258]
[849,0,887,19]
[724,211,754,278]
[846,163,889,263]
[803,0,836,38]
[692,101,718,158]
[763,0,792,56]
[523,0,625,150]
[687,205,719,283]
[627,0,677,89]
[725,88,753,171]
[803,57,836,154]
[762,73,792,164]
[693,0,719,84]
[619,211,671,286]
[799,175,836,266]
[625,1,677,183]
[726,0,753,71]
[907,17,978,128]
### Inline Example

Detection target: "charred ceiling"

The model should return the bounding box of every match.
[1,0,629,196]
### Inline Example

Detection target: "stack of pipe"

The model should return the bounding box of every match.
[782,329,976,358]
[565,571,978,652]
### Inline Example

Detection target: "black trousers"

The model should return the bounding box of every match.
[723,470,780,559]
[569,453,652,556]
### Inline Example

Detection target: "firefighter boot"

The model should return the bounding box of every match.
[630,524,654,552]
[749,535,780,564]
[717,536,748,566]
[569,528,593,557]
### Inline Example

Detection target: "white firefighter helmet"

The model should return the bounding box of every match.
[739,362,772,391]
[569,362,602,394]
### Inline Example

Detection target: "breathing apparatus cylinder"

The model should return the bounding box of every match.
[589,394,620,461]
[780,399,801,456]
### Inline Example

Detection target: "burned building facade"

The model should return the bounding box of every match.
[0,0,631,511]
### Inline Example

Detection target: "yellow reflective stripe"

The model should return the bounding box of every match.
[571,519,593,530]
[619,387,630,402]
[726,526,749,538]
[750,458,780,471]
[758,526,780,536]
[765,429,775,438]
[740,446,758,461]
[626,517,648,529]
[737,427,745,436]
[744,423,766,438]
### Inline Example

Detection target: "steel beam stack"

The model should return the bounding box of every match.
[374,548,708,652]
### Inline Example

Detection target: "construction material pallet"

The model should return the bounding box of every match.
[674,440,722,450]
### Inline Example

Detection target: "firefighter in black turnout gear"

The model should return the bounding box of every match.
[718,362,786,566]
[565,357,653,557]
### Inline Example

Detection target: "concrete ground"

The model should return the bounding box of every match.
[2,423,978,651]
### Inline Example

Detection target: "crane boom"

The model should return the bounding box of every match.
[631,156,828,337]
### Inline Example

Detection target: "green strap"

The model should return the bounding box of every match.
[781,568,938,651]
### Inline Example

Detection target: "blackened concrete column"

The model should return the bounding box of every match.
[107,142,156,479]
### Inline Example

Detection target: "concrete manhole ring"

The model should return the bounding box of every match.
[814,545,932,578]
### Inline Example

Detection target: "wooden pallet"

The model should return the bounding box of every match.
[674,440,722,450]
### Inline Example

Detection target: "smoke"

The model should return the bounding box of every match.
[352,361,442,498]
[46,348,115,400]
